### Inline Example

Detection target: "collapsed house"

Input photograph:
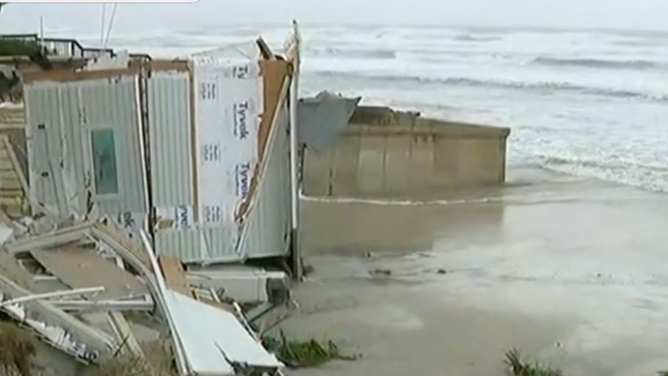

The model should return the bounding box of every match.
[0,23,304,376]
[21,39,301,267]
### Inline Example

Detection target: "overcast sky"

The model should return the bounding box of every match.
[0,0,666,35]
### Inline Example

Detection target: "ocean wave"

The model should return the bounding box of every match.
[538,155,668,193]
[306,47,396,59]
[613,39,668,47]
[540,155,668,172]
[453,34,502,42]
[310,71,668,102]
[532,57,668,70]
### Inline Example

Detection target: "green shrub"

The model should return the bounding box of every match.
[0,39,49,57]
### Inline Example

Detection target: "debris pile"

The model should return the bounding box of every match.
[0,209,292,376]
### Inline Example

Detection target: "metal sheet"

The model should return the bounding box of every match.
[165,289,283,374]
[298,91,361,152]
[24,76,148,218]
[238,94,292,259]
[146,72,242,262]
[78,77,148,215]
[148,72,293,263]
[154,226,241,263]
[147,72,193,208]
[24,83,61,212]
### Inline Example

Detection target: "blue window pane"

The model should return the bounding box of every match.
[90,129,119,195]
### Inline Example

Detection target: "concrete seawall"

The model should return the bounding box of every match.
[303,106,511,198]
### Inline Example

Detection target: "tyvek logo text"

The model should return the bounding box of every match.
[232,65,250,79]
[235,162,252,200]
[203,205,222,224]
[175,205,190,227]
[233,101,250,140]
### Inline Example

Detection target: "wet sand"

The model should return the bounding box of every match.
[277,168,668,376]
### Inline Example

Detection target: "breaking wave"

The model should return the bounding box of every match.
[307,47,397,59]
[311,71,668,102]
[538,156,668,193]
[532,57,668,70]
[452,34,502,42]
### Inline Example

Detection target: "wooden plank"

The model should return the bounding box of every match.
[0,247,35,289]
[157,255,191,297]
[1,136,29,198]
[0,251,116,358]
[93,221,152,267]
[108,312,145,358]
[31,246,149,300]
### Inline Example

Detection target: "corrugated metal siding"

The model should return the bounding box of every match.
[154,226,241,263]
[147,72,292,263]
[147,72,242,263]
[24,83,64,211]
[238,100,292,259]
[78,77,147,215]
[147,72,192,207]
[24,76,148,218]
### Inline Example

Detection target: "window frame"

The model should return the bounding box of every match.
[86,127,122,201]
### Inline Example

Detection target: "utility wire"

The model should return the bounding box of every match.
[99,3,107,52]
[102,2,118,50]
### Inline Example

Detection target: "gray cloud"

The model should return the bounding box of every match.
[0,0,665,35]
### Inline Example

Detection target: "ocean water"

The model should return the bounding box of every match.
[72,25,668,192]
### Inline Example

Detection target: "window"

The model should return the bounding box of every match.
[90,129,119,195]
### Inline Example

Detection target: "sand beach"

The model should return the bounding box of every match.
[277,167,668,376]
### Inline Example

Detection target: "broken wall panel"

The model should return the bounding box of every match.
[192,56,263,226]
[146,57,293,263]
[153,226,241,263]
[78,77,149,216]
[146,70,243,262]
[24,83,63,213]
[30,247,149,300]
[23,71,149,221]
[146,72,193,215]
[238,98,292,259]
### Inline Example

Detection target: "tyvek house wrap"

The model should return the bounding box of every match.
[192,55,263,229]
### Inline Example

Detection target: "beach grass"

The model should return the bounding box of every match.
[505,348,563,376]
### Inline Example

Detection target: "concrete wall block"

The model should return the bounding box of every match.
[303,148,335,196]
[332,135,361,196]
[408,133,435,190]
[384,135,411,195]
[303,111,510,198]
[357,135,386,195]
[433,137,460,186]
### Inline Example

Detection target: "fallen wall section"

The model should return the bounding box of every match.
[303,106,510,198]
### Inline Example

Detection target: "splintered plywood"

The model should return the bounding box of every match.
[31,247,148,300]
[0,248,34,289]
[157,256,191,297]
[259,59,289,161]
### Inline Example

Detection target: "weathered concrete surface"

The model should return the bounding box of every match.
[282,168,668,376]
[303,106,510,198]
